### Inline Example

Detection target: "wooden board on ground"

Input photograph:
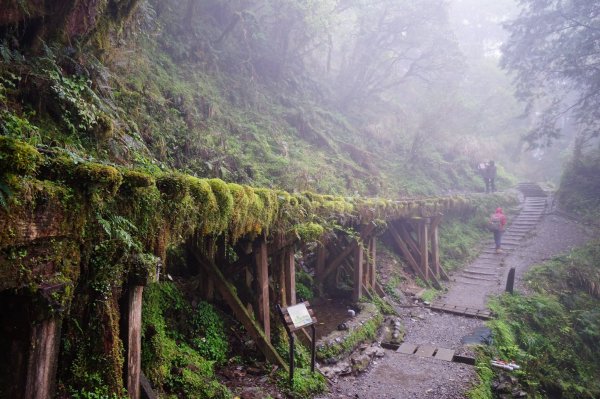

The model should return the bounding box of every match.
[428,302,493,320]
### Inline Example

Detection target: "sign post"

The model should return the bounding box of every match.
[275,301,317,385]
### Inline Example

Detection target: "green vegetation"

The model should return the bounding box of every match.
[274,329,328,399]
[141,282,231,399]
[316,305,383,361]
[558,151,600,222]
[471,240,600,398]
[439,193,518,272]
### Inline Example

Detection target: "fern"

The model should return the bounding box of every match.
[96,212,140,250]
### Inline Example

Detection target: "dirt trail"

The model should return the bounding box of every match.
[317,186,592,399]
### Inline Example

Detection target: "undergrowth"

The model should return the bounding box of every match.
[472,240,600,398]
[141,282,231,399]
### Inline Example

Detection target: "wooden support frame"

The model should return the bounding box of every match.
[418,219,429,281]
[254,237,270,340]
[368,237,376,288]
[284,247,296,305]
[23,318,61,399]
[191,251,287,369]
[388,223,431,287]
[353,242,364,302]
[126,286,144,399]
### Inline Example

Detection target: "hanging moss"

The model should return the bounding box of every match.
[119,169,155,193]
[208,179,233,232]
[228,183,252,240]
[0,136,42,176]
[156,173,189,200]
[72,162,123,196]
[292,222,324,242]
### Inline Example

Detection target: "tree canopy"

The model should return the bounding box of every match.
[502,0,600,148]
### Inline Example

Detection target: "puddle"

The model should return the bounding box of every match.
[310,298,355,340]
[461,326,492,345]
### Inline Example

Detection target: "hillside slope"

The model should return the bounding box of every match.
[1,0,519,197]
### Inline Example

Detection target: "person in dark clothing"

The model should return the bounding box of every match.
[477,162,488,192]
[486,160,497,192]
[489,207,507,253]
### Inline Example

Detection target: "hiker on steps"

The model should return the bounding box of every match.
[489,207,507,253]
[483,160,497,193]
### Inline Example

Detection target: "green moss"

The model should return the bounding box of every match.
[0,136,42,176]
[317,308,383,360]
[292,222,323,242]
[208,178,234,231]
[73,162,123,196]
[141,282,232,398]
[156,173,189,200]
[120,169,155,192]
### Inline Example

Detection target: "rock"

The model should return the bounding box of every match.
[350,354,371,372]
[347,309,356,317]
[337,322,349,331]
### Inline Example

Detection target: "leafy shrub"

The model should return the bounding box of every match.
[190,301,229,365]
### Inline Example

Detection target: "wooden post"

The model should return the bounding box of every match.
[418,220,429,281]
[284,248,296,305]
[353,240,364,302]
[369,237,376,288]
[277,252,287,308]
[315,244,326,281]
[127,286,144,399]
[24,318,61,399]
[255,238,270,341]
[315,244,326,295]
[431,223,440,278]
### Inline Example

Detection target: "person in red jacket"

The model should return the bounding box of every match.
[490,207,507,253]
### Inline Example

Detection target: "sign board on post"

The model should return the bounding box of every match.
[287,303,313,329]
[276,301,317,385]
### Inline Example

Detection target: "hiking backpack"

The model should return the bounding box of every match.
[488,214,502,231]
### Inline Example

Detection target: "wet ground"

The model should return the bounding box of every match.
[311,298,356,340]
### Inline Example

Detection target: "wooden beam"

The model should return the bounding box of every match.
[314,243,326,294]
[191,251,287,369]
[320,240,357,281]
[277,251,287,308]
[127,286,144,399]
[353,243,364,302]
[284,248,296,305]
[431,223,440,278]
[24,318,61,399]
[254,238,270,341]
[368,237,376,288]
[397,222,420,257]
[418,220,429,280]
[388,223,430,287]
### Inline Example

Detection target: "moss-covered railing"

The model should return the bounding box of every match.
[0,136,472,256]
[0,136,475,398]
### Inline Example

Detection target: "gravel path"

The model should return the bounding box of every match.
[317,190,593,399]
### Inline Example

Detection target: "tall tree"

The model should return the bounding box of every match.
[330,0,463,108]
[501,0,600,148]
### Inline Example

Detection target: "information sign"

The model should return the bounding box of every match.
[287,303,313,328]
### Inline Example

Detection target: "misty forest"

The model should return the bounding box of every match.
[0,0,599,398]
